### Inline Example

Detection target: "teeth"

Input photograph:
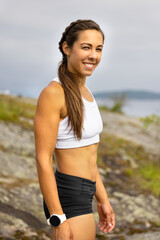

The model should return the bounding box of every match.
[84,63,94,68]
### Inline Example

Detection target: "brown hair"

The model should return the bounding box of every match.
[58,19,104,140]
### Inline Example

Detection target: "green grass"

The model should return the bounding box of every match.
[0,94,36,129]
[100,134,147,160]
[140,114,160,128]
[138,162,160,196]
[99,104,124,114]
[125,161,160,197]
[154,220,160,227]
[99,133,160,197]
[110,102,123,113]
[139,162,160,180]
[125,168,134,176]
[99,105,110,112]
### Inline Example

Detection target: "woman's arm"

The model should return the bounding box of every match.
[95,167,110,204]
[34,83,72,239]
[95,166,115,233]
[34,83,63,215]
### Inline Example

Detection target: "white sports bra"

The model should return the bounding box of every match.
[52,77,103,149]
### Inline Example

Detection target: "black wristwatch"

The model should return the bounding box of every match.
[47,214,67,227]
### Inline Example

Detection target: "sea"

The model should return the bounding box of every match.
[96,98,160,117]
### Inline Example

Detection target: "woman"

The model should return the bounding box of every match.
[34,19,115,240]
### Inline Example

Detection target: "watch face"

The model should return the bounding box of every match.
[50,215,61,227]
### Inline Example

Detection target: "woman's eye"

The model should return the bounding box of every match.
[97,48,102,52]
[82,46,89,50]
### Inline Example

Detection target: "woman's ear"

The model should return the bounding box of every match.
[62,41,70,56]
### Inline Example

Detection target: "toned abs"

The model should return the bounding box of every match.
[54,143,98,181]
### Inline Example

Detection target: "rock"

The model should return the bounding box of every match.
[0,120,35,157]
[112,192,160,224]
[121,153,138,169]
[0,212,51,240]
[0,150,37,179]
[126,231,160,240]
[101,111,160,156]
[98,167,108,176]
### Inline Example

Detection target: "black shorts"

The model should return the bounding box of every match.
[43,170,96,219]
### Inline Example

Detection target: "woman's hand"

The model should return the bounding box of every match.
[97,201,115,233]
[52,221,73,240]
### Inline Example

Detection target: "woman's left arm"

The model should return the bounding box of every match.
[95,167,115,233]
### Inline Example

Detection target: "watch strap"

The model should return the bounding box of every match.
[47,213,67,226]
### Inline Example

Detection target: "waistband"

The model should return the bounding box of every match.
[55,169,96,185]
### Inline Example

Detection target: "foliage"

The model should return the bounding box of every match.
[98,105,110,112]
[99,133,160,197]
[0,94,36,129]
[125,161,160,197]
[140,114,160,128]
[99,93,127,114]
[138,162,160,196]
[110,93,127,113]
[100,134,146,159]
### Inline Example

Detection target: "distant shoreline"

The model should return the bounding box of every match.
[93,90,160,100]
[1,89,160,100]
[96,98,160,117]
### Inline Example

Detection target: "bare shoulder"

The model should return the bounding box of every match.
[36,81,65,112]
[34,81,65,158]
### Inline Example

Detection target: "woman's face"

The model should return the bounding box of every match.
[63,30,103,79]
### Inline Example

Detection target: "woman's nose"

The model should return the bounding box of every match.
[88,50,97,59]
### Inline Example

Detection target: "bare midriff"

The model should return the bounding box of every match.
[54,143,98,182]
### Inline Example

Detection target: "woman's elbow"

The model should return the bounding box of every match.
[36,154,53,169]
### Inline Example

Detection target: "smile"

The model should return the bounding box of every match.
[83,63,95,70]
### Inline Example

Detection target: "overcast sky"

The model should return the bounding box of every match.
[0,0,160,98]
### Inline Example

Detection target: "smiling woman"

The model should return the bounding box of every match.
[34,19,115,240]
[63,30,103,76]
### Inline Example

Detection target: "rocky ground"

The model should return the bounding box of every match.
[0,104,160,240]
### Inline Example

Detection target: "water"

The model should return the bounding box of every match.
[96,98,160,117]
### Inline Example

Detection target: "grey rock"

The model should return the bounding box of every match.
[101,111,160,156]
[112,192,160,224]
[126,231,160,240]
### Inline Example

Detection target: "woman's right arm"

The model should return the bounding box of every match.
[34,83,72,239]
